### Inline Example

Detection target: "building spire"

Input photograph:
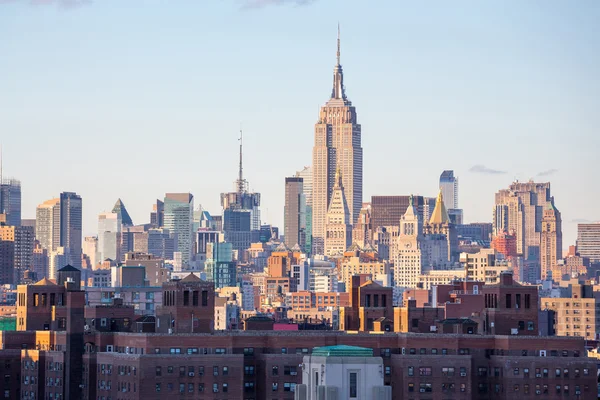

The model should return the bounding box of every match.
[337,22,341,66]
[331,24,346,100]
[236,129,247,193]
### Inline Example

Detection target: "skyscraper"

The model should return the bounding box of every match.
[35,198,61,251]
[494,181,552,260]
[540,201,562,280]
[0,178,21,226]
[221,131,261,252]
[393,195,424,288]
[59,192,82,268]
[324,169,352,257]
[97,211,121,263]
[312,26,362,255]
[577,223,600,263]
[439,170,458,210]
[284,177,306,248]
[150,199,164,228]
[296,166,313,254]
[163,193,194,266]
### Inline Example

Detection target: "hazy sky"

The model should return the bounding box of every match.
[1,0,598,247]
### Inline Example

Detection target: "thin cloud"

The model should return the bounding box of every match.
[240,0,316,9]
[469,165,507,175]
[0,0,91,8]
[537,169,558,177]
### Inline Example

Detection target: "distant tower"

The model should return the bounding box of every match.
[163,193,194,266]
[59,192,83,269]
[540,201,562,280]
[423,190,458,262]
[0,148,22,227]
[439,170,458,209]
[296,166,313,254]
[221,130,261,252]
[312,25,362,255]
[284,177,306,249]
[494,181,551,261]
[324,168,352,257]
[393,195,424,288]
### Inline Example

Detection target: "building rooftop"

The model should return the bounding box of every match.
[33,278,56,286]
[312,345,373,357]
[58,265,80,272]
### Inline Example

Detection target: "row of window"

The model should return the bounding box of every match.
[156,365,229,377]
[155,382,228,393]
[380,347,581,357]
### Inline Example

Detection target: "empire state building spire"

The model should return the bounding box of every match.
[331,23,346,100]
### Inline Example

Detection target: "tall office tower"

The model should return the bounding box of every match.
[163,193,194,266]
[296,166,313,254]
[59,192,82,268]
[577,223,600,263]
[0,178,21,226]
[12,225,34,283]
[112,198,133,227]
[423,190,457,262]
[284,177,306,248]
[32,240,48,279]
[393,195,424,288]
[221,131,261,252]
[494,181,552,260]
[439,170,458,210]
[312,27,362,255]
[540,201,562,280]
[370,195,427,232]
[150,199,164,228]
[324,169,352,257]
[0,229,14,285]
[82,236,98,268]
[35,198,61,251]
[147,228,175,260]
[205,241,236,289]
[97,212,121,263]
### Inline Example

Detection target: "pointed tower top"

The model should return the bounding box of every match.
[408,194,414,207]
[429,189,449,225]
[112,198,133,226]
[331,24,346,100]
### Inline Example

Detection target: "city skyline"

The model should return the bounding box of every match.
[1,1,599,247]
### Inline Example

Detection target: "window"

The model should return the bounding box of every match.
[408,367,414,376]
[198,384,204,392]
[380,348,390,357]
[272,383,278,391]
[409,348,416,355]
[169,348,181,354]
[385,366,391,376]
[442,367,455,376]
[244,347,254,356]
[527,321,534,331]
[202,290,208,306]
[272,366,278,376]
[222,383,228,393]
[460,367,467,377]
[555,385,561,394]
[478,367,487,377]
[198,366,204,376]
[506,294,512,308]
[155,367,161,377]
[283,382,296,392]
[223,366,228,375]
[179,366,185,377]
[514,384,519,392]
[431,348,438,355]
[187,347,199,354]
[281,347,287,354]
[212,383,218,393]
[419,348,426,355]
[284,366,297,376]
[155,384,160,392]
[213,366,218,376]
[419,383,432,393]
[514,368,519,376]
[245,366,255,375]
[419,367,432,376]
[555,368,560,377]
[408,383,414,392]
[442,348,448,355]
[543,368,548,378]
[349,372,357,398]
[442,383,455,392]
[215,348,226,354]
[523,368,529,378]
[179,383,185,394]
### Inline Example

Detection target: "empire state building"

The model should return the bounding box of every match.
[312,26,363,255]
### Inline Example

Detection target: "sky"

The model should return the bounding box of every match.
[1,0,599,247]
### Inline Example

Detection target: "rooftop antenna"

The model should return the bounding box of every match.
[236,128,247,194]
